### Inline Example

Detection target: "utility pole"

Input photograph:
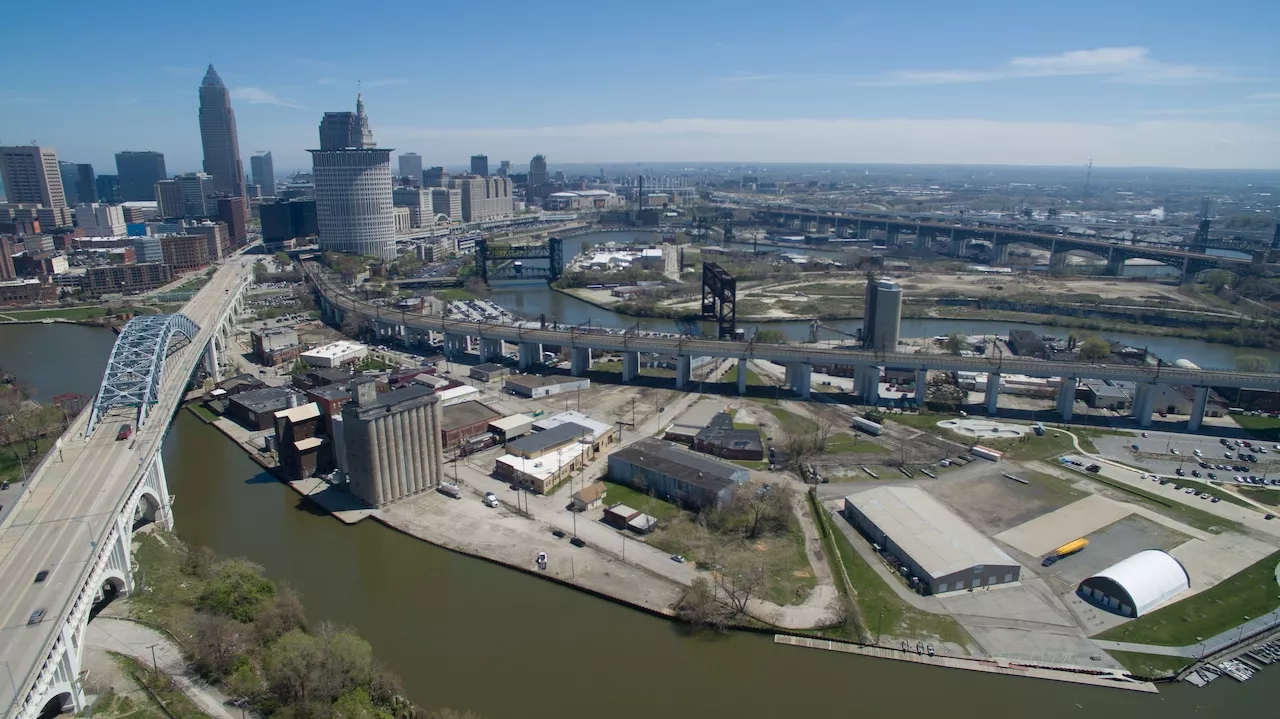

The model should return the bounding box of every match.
[148,643,160,680]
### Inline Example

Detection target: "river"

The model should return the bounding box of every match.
[2,317,1277,718]
[494,232,1279,372]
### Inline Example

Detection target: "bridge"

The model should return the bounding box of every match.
[474,237,563,283]
[0,260,252,718]
[307,262,1280,433]
[737,205,1269,280]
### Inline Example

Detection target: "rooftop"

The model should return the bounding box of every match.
[274,402,321,423]
[489,414,533,431]
[845,486,1017,579]
[505,374,586,389]
[496,451,579,480]
[229,386,303,413]
[473,362,505,373]
[573,481,607,504]
[611,438,747,494]
[532,411,612,441]
[301,340,368,360]
[306,385,352,402]
[506,422,594,455]
[441,400,500,431]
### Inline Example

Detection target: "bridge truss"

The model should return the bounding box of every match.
[87,314,200,435]
[701,262,737,340]
[475,237,563,283]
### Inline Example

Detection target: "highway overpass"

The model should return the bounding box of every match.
[0,260,252,718]
[307,262,1280,432]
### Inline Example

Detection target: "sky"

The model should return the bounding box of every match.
[2,0,1278,174]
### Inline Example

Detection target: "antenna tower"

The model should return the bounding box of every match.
[1082,159,1092,208]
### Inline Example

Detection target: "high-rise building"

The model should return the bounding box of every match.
[260,199,318,250]
[217,195,249,245]
[529,154,549,188]
[392,188,435,229]
[75,164,97,204]
[310,94,395,259]
[96,174,122,203]
[470,154,489,177]
[198,65,246,197]
[35,206,72,230]
[340,378,445,507]
[862,278,902,352]
[398,153,423,187]
[250,151,275,197]
[449,174,511,223]
[0,145,68,210]
[76,203,127,236]
[423,166,447,188]
[160,234,212,272]
[154,179,184,219]
[430,188,461,221]
[498,160,511,177]
[0,237,15,280]
[186,220,229,260]
[115,151,166,201]
[176,172,216,218]
[59,161,81,205]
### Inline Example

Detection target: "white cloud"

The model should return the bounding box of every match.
[231,87,307,109]
[1247,92,1280,101]
[379,117,1280,168]
[316,77,334,85]
[363,78,409,88]
[722,47,1234,87]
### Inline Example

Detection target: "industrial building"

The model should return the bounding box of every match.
[692,412,763,460]
[503,375,590,399]
[301,340,368,368]
[440,400,501,448]
[273,402,333,481]
[489,414,533,442]
[251,328,301,365]
[607,437,748,510]
[470,363,508,383]
[862,278,902,352]
[1007,329,1049,358]
[1077,550,1190,617]
[341,379,445,507]
[226,386,306,431]
[842,486,1021,595]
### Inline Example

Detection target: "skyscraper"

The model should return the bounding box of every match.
[198,65,246,197]
[398,153,423,187]
[497,160,511,177]
[310,94,395,259]
[177,172,216,218]
[528,154,549,198]
[59,161,81,204]
[423,166,447,188]
[115,151,167,201]
[0,145,68,210]
[96,174,122,203]
[76,164,97,204]
[251,151,275,197]
[470,154,488,177]
[154,179,183,219]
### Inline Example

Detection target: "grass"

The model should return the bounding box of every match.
[187,404,219,423]
[825,433,890,454]
[173,275,210,294]
[1234,414,1280,441]
[816,499,971,647]
[1095,551,1280,647]
[722,364,769,388]
[731,459,771,470]
[1018,470,1089,507]
[765,406,818,435]
[886,412,954,432]
[1106,650,1191,678]
[0,305,152,321]
[1239,487,1280,508]
[128,533,208,634]
[1079,471,1238,534]
[112,653,214,719]
[600,481,683,521]
[1194,483,1256,508]
[0,438,53,486]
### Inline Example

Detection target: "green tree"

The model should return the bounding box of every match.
[463,277,489,298]
[1236,355,1271,372]
[274,251,291,270]
[1077,336,1112,362]
[197,558,277,622]
[1201,269,1235,293]
[253,261,268,282]
[752,329,786,344]
[944,332,966,355]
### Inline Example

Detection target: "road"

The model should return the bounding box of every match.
[307,263,1280,391]
[0,258,252,715]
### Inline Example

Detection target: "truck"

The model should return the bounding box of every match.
[437,483,462,499]
[971,445,1004,462]
[1041,538,1088,567]
[851,416,883,436]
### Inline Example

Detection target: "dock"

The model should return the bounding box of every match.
[774,635,1159,693]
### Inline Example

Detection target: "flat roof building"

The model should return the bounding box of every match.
[470,362,508,383]
[226,386,306,431]
[693,412,763,460]
[440,400,500,448]
[301,340,368,368]
[503,374,590,398]
[842,486,1020,595]
[489,414,533,441]
[608,437,748,510]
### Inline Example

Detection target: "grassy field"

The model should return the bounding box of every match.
[1095,550,1280,646]
[1106,650,1190,678]
[0,305,140,321]
[818,501,971,646]
[0,438,52,486]
[1234,414,1280,441]
[173,275,210,294]
[722,364,769,388]
[765,406,818,435]
[826,433,889,454]
[1239,487,1280,508]
[1080,471,1238,534]
[1193,483,1256,508]
[600,481,683,521]
[112,653,214,719]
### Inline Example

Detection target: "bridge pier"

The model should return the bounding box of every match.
[854,365,879,403]
[915,369,929,406]
[444,333,467,356]
[992,242,1009,266]
[1132,383,1159,428]
[481,338,503,362]
[737,358,748,395]
[1057,377,1076,421]
[621,351,639,382]
[788,363,812,399]
[1188,386,1209,432]
[675,355,692,390]
[1049,251,1069,272]
[1105,249,1126,276]
[571,347,592,376]
[203,337,219,378]
[518,342,541,369]
[986,372,1001,414]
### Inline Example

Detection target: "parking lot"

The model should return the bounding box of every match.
[1036,514,1190,592]
[1093,433,1280,488]
[925,466,1087,536]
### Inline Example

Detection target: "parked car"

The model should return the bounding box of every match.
[570,536,587,547]
[671,555,686,563]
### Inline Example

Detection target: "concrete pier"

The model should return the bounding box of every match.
[737,358,749,395]
[518,342,541,369]
[788,362,812,399]
[675,355,692,390]
[1132,382,1160,428]
[854,365,879,402]
[986,372,1001,414]
[444,333,466,356]
[571,347,591,377]
[1057,376,1076,421]
[915,369,928,407]
[621,351,639,382]
[480,338,503,362]
[1189,386,1209,432]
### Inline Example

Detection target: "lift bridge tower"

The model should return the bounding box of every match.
[475,237,563,283]
[701,261,737,340]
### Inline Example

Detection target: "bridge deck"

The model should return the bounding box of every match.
[0,259,252,714]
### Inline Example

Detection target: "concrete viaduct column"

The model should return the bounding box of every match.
[675,355,692,390]
[1057,376,1076,421]
[481,338,503,362]
[518,342,541,369]
[621,351,639,382]
[790,363,812,399]
[737,358,749,395]
[854,365,879,403]
[992,242,1009,266]
[1133,383,1159,428]
[1106,248,1126,276]
[784,363,796,389]
[445,333,466,356]
[204,339,219,378]
[986,372,1001,414]
[915,369,929,407]
[1188,386,1209,432]
[571,347,592,376]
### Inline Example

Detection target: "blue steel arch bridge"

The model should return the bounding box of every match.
[86,314,200,435]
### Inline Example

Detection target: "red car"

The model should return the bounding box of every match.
[116,424,133,441]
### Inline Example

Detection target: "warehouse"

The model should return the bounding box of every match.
[503,374,590,398]
[440,401,501,448]
[842,486,1021,595]
[608,437,748,510]
[300,340,368,368]
[1077,550,1190,617]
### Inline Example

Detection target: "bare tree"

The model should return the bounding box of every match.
[712,550,767,617]
[676,577,729,629]
[190,613,246,676]
[725,482,793,540]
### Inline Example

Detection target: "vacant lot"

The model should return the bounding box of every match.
[926,467,1087,536]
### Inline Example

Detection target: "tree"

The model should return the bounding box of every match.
[1077,336,1111,363]
[1202,269,1235,293]
[724,482,794,540]
[197,558,277,622]
[341,312,364,339]
[254,582,308,644]
[274,251,291,271]
[944,332,966,355]
[712,550,767,617]
[675,577,729,629]
[1237,355,1271,372]
[253,261,269,282]
[263,630,324,706]
[752,329,786,344]
[463,277,489,298]
[190,613,246,676]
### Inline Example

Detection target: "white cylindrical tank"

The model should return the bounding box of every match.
[1174,359,1200,370]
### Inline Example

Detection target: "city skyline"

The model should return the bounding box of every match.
[0,1,1277,172]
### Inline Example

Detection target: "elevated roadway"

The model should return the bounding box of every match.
[0,259,252,717]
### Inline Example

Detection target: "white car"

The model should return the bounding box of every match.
[1193,449,1203,457]
[1170,448,1179,455]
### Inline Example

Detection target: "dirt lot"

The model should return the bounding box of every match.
[924,463,1088,536]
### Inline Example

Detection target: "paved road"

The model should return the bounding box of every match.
[0,259,252,714]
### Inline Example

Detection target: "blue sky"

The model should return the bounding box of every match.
[3,0,1278,173]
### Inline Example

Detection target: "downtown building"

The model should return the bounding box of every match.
[1,145,70,228]
[398,153,423,187]
[448,174,512,223]
[251,151,275,197]
[114,151,166,201]
[198,65,246,197]
[310,95,396,260]
[75,203,127,236]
